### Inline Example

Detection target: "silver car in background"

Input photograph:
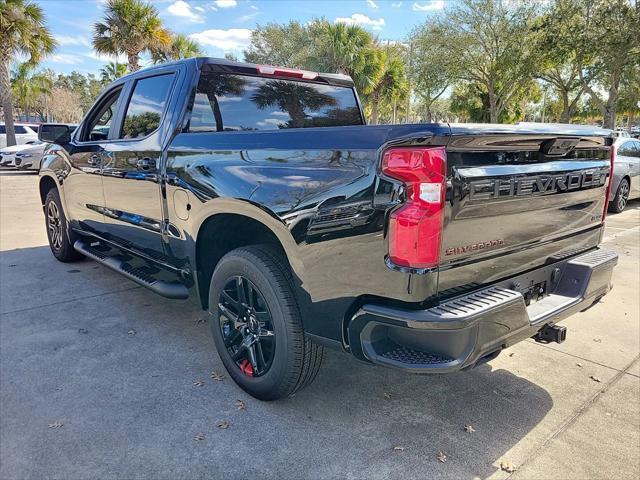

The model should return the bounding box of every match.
[15,142,47,170]
[609,137,640,212]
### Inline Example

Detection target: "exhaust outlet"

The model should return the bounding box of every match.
[534,324,567,344]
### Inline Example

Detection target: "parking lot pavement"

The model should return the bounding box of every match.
[1,170,638,480]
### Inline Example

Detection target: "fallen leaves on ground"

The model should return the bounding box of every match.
[193,380,205,387]
[210,371,225,381]
[48,421,63,428]
[235,399,246,411]
[590,375,601,383]
[216,420,231,429]
[500,460,517,473]
[463,424,476,433]
[436,451,447,463]
[392,446,405,452]
[127,329,136,336]
[194,432,205,441]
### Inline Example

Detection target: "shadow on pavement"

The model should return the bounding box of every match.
[0,245,553,479]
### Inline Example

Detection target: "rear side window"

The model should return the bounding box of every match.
[0,125,28,134]
[188,73,362,132]
[120,73,175,139]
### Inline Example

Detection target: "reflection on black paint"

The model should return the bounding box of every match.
[189,74,361,133]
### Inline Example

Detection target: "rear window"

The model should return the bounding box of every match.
[188,73,362,132]
[0,125,28,134]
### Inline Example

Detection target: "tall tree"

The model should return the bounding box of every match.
[11,63,53,121]
[410,21,459,123]
[100,62,128,84]
[367,45,407,125]
[0,0,56,146]
[152,33,203,64]
[431,0,541,123]
[572,0,639,128]
[244,21,312,68]
[533,1,587,123]
[93,0,171,72]
[308,21,385,97]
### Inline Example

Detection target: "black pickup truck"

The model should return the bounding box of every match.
[38,57,618,400]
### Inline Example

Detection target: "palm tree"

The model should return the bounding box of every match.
[0,0,56,146]
[367,46,407,125]
[11,63,53,121]
[152,33,203,64]
[308,21,384,97]
[100,62,128,84]
[93,0,171,72]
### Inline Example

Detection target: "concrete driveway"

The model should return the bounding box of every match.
[1,170,638,479]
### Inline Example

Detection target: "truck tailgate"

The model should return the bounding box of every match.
[438,128,612,296]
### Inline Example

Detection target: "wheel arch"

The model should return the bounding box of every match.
[39,174,59,206]
[193,201,304,311]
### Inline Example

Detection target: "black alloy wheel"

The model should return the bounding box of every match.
[44,188,84,262]
[218,276,276,377]
[208,245,324,400]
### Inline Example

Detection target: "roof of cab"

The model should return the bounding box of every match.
[116,57,355,88]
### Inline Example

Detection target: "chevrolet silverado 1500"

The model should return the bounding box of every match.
[38,58,618,400]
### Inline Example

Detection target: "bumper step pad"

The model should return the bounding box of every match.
[380,346,451,365]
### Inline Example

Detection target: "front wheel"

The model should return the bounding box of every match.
[609,178,630,213]
[44,189,84,262]
[208,245,323,400]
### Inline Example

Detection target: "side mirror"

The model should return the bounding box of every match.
[38,124,73,144]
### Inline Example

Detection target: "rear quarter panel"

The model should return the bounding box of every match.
[164,124,450,343]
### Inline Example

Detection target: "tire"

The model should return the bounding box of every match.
[208,245,323,401]
[44,188,84,262]
[609,178,630,213]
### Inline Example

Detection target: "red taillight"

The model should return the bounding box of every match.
[381,146,447,269]
[256,65,318,80]
[603,145,615,221]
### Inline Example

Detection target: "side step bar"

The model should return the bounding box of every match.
[74,239,189,300]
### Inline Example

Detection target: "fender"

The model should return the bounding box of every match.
[190,197,305,282]
[38,145,72,215]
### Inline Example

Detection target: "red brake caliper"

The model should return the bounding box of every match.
[239,359,254,377]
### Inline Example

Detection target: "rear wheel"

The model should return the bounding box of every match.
[44,189,83,262]
[609,178,630,213]
[208,245,323,400]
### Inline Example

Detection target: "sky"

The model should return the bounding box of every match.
[38,0,447,75]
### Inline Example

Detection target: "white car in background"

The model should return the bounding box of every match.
[0,141,42,168]
[15,142,48,170]
[0,123,39,148]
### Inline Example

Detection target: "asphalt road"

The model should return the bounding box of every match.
[1,170,638,480]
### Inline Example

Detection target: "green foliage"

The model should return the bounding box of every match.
[122,111,161,138]
[244,21,313,68]
[153,33,203,64]
[11,62,53,119]
[100,62,128,84]
[0,0,57,66]
[93,0,171,71]
[0,0,56,144]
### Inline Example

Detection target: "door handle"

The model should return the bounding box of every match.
[88,154,101,167]
[136,157,155,170]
